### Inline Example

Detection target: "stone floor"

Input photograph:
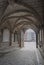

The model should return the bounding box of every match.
[0,42,44,65]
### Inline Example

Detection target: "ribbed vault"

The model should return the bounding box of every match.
[0,2,42,33]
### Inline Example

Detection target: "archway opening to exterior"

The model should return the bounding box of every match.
[24,29,36,50]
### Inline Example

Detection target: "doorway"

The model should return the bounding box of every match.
[24,29,36,50]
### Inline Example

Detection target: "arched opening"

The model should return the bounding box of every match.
[2,29,10,47]
[24,28,36,50]
[3,29,10,42]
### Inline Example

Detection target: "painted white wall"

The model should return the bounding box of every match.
[3,29,10,42]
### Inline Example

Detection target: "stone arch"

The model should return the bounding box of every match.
[0,2,41,48]
[0,2,42,26]
[12,16,39,33]
[1,9,41,25]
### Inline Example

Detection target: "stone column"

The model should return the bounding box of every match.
[43,29,44,44]
[43,29,44,51]
[0,30,2,46]
[17,31,21,47]
[39,32,40,46]
[17,30,24,48]
[36,33,38,48]
[1,29,3,42]
[21,30,24,47]
[0,29,3,46]
[38,31,40,45]
[39,30,42,48]
[41,29,44,46]
[14,33,15,42]
[9,31,12,46]
[41,29,42,47]
[0,29,3,47]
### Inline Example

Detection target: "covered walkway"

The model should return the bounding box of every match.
[0,0,44,65]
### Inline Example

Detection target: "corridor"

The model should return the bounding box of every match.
[0,42,43,65]
[0,0,44,65]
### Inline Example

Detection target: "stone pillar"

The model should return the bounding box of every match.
[43,29,44,44]
[21,30,24,47]
[38,33,39,45]
[0,31,1,40]
[36,33,38,48]
[43,29,44,51]
[0,29,3,46]
[0,29,3,42]
[17,30,24,48]
[41,29,42,41]
[0,30,2,46]
[9,31,12,46]
[38,32,40,45]
[41,29,44,46]
[39,30,42,48]
[17,31,21,47]
[12,33,14,42]
[0,30,2,42]
[14,33,15,42]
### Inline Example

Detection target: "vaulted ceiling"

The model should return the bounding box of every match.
[0,0,43,33]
